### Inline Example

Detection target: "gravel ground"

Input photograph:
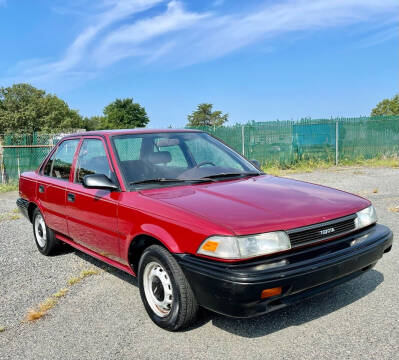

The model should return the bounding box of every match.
[0,167,398,360]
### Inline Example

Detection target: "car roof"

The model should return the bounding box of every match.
[66,128,203,138]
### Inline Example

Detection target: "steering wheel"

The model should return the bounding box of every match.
[195,161,216,168]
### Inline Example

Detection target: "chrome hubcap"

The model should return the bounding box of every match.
[34,214,47,248]
[143,262,173,317]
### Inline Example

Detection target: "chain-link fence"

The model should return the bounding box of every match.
[0,134,60,183]
[193,116,399,166]
[1,116,398,183]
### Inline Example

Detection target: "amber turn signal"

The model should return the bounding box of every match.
[201,240,219,252]
[260,286,282,299]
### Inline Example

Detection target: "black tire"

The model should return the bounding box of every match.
[138,245,199,331]
[32,208,61,256]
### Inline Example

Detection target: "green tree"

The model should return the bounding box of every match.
[102,98,149,129]
[371,94,399,116]
[187,103,229,127]
[84,116,106,131]
[0,83,84,133]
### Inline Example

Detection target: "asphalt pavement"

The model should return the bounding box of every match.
[0,167,398,360]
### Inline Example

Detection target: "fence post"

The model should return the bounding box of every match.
[241,125,245,156]
[335,121,339,166]
[0,140,3,184]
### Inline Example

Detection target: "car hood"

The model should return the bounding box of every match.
[139,175,370,235]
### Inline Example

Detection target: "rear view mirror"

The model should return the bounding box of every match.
[156,138,180,147]
[250,159,261,169]
[82,174,119,191]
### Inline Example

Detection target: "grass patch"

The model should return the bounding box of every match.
[0,325,5,332]
[0,208,21,222]
[262,156,399,176]
[25,268,101,322]
[0,182,18,193]
[388,206,399,213]
[263,159,334,176]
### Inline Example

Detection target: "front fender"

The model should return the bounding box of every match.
[123,223,183,261]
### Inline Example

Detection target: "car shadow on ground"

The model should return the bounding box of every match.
[73,249,138,287]
[70,248,383,337]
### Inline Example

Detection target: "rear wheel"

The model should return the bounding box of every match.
[32,208,60,255]
[138,245,199,331]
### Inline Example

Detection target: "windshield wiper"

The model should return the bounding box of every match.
[199,171,262,180]
[129,178,213,186]
[129,178,187,186]
[129,172,261,186]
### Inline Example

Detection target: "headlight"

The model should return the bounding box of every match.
[197,232,291,259]
[355,205,377,230]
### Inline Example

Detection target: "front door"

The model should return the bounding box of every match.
[66,137,121,262]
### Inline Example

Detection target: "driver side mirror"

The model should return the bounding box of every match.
[250,159,261,169]
[82,174,119,191]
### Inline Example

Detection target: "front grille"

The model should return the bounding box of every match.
[287,214,356,247]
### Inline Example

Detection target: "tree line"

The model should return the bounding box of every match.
[0,83,397,134]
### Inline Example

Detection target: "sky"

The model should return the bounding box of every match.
[0,0,398,128]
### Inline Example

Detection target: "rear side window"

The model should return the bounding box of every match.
[43,139,79,180]
[75,139,112,183]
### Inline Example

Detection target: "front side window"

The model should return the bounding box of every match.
[75,138,112,183]
[43,139,79,180]
[112,132,259,188]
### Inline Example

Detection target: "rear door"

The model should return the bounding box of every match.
[66,137,121,262]
[37,138,80,235]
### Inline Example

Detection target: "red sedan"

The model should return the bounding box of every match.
[17,129,393,330]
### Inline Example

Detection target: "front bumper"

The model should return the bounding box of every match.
[177,224,393,318]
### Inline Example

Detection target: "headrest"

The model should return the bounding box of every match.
[148,151,172,164]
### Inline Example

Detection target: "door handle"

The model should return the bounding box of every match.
[67,193,75,203]
[38,185,45,193]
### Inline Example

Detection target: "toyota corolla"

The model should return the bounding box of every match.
[17,129,393,330]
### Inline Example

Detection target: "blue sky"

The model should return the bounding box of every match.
[0,0,398,128]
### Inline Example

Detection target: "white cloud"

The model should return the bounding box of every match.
[3,0,398,87]
[94,1,209,67]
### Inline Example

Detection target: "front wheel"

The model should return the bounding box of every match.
[138,245,199,331]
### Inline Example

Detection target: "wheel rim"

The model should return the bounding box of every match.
[34,214,47,248]
[143,261,173,317]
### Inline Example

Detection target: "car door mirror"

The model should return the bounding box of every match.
[250,159,261,169]
[82,174,119,191]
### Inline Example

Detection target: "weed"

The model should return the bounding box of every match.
[388,206,399,213]
[0,326,5,332]
[373,189,378,194]
[25,297,58,322]
[52,288,68,298]
[67,276,81,286]
[0,183,18,193]
[26,309,46,322]
[38,298,56,312]
[0,209,21,222]
[79,268,100,278]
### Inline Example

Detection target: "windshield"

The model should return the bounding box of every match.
[112,132,260,188]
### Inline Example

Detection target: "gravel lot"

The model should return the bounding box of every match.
[0,167,398,360]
